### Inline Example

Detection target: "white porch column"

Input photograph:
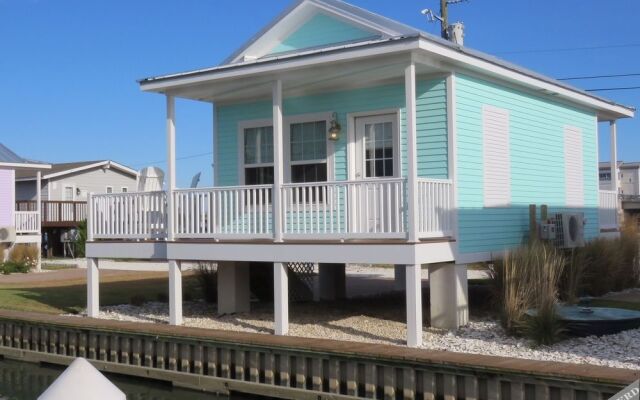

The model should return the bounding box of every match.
[273,262,289,335]
[217,262,251,314]
[36,170,42,271]
[405,60,419,243]
[166,95,176,241]
[272,81,284,242]
[405,264,423,347]
[429,264,468,330]
[169,260,183,325]
[87,258,99,318]
[610,121,619,195]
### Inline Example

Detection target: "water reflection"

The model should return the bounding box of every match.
[0,359,230,400]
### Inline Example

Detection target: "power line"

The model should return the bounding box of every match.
[496,43,640,55]
[558,73,640,81]
[131,151,212,167]
[585,86,640,92]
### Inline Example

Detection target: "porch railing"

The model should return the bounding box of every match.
[90,191,167,240]
[173,185,273,239]
[88,179,455,241]
[15,201,87,225]
[14,211,40,234]
[599,190,618,230]
[417,178,454,237]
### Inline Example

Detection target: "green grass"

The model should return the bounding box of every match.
[0,275,201,315]
[42,264,76,271]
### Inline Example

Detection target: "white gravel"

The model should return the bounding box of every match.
[82,301,640,371]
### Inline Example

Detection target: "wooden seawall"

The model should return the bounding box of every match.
[0,310,635,400]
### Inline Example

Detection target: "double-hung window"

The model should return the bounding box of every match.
[243,125,274,185]
[290,120,327,183]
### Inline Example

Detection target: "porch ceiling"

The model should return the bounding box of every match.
[167,53,444,104]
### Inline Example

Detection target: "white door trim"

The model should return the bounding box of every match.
[348,109,402,181]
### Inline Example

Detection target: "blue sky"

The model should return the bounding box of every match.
[1,0,639,187]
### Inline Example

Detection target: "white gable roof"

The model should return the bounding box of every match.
[223,0,419,64]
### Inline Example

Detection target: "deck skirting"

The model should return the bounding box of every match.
[0,311,634,400]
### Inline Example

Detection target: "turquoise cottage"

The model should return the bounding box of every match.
[85,0,633,347]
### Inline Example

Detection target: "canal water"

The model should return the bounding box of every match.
[0,358,251,399]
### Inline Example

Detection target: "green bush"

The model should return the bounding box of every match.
[0,261,30,275]
[76,220,87,258]
[196,263,217,304]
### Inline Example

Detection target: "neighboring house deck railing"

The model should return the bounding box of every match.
[89,179,455,241]
[598,190,618,230]
[14,211,40,234]
[16,201,87,226]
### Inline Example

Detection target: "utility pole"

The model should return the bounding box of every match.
[440,0,448,39]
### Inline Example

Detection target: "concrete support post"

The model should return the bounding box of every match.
[272,80,284,243]
[405,264,423,348]
[394,265,406,291]
[166,95,176,241]
[429,264,468,330]
[318,263,346,301]
[405,60,419,243]
[217,262,251,314]
[273,262,289,335]
[87,258,99,318]
[169,260,183,326]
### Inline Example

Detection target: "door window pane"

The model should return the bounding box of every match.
[364,122,394,178]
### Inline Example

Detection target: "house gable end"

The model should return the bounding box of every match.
[226,0,408,64]
[267,12,379,55]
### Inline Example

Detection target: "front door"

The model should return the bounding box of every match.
[353,114,400,233]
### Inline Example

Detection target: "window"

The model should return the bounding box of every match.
[121,187,128,193]
[63,186,74,201]
[482,105,510,207]
[106,186,113,194]
[364,121,394,178]
[290,120,327,183]
[564,126,584,207]
[599,172,611,181]
[243,125,274,185]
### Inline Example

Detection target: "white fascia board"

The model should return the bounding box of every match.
[140,38,420,93]
[0,162,51,170]
[18,160,138,182]
[417,39,634,118]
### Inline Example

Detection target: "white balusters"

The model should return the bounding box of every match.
[416,178,454,238]
[172,185,272,239]
[90,191,167,240]
[14,211,40,234]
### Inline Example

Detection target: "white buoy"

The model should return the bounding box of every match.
[38,358,125,400]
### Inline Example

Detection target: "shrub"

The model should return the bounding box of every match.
[196,263,218,304]
[9,244,39,270]
[577,238,622,296]
[0,261,30,275]
[76,220,87,258]
[130,295,146,306]
[491,241,565,344]
[618,221,640,289]
[560,249,586,304]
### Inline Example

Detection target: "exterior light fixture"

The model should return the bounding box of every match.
[328,112,341,141]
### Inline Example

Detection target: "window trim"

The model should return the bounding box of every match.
[105,186,114,194]
[284,112,334,183]
[238,119,274,185]
[63,185,75,201]
[121,187,128,193]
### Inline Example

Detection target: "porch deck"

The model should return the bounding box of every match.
[16,200,87,228]
[88,177,454,243]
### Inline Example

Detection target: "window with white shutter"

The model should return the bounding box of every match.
[564,126,584,207]
[483,105,510,207]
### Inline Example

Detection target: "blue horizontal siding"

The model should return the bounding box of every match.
[269,13,375,55]
[456,74,599,255]
[216,78,449,186]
